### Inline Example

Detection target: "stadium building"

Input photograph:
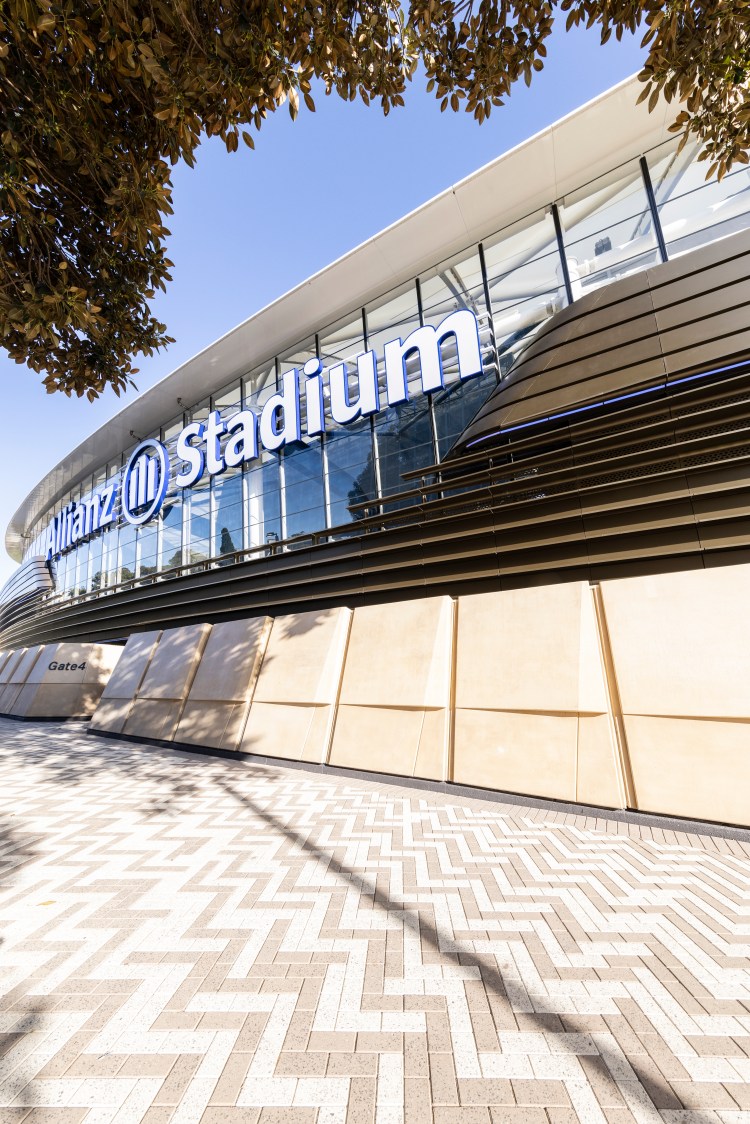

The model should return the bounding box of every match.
[3,75,750,827]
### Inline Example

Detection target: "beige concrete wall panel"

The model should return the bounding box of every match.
[578,589,609,716]
[87,644,123,685]
[338,598,452,709]
[0,646,44,712]
[123,699,183,742]
[0,650,24,686]
[414,708,447,781]
[185,616,271,704]
[253,608,350,706]
[625,714,750,826]
[89,698,132,736]
[242,701,331,763]
[26,643,85,684]
[330,705,439,777]
[137,623,211,702]
[601,565,750,719]
[453,710,578,801]
[576,715,622,808]
[239,608,350,762]
[12,644,125,720]
[27,642,120,686]
[15,684,94,720]
[176,700,248,752]
[100,631,162,701]
[9,645,43,685]
[456,584,584,713]
[0,685,22,714]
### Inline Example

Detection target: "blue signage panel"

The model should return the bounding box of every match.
[45,309,484,561]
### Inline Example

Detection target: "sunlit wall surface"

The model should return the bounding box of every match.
[20,134,750,600]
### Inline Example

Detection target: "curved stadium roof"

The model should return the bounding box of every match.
[7,73,672,562]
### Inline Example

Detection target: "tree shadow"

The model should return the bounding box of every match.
[0,710,727,1123]
[0,813,51,1109]
[214,769,721,1124]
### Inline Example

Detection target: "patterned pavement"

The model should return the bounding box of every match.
[1,720,750,1124]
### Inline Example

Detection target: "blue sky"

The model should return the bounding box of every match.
[0,23,649,585]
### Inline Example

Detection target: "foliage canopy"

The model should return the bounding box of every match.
[1,1,748,398]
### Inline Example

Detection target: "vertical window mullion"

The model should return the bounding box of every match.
[551,202,575,306]
[478,241,501,385]
[363,306,383,512]
[640,154,669,263]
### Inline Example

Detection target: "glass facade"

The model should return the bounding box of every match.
[20,133,750,601]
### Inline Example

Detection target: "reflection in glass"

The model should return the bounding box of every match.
[118,524,136,583]
[559,159,659,296]
[160,498,183,571]
[649,137,750,258]
[326,420,377,526]
[483,210,566,376]
[282,438,325,540]
[246,452,282,550]
[188,483,210,564]
[213,472,243,557]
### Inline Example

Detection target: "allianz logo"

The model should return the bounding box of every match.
[44,308,484,561]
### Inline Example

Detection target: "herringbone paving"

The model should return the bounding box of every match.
[1,720,750,1124]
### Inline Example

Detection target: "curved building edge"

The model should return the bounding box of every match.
[7,72,668,559]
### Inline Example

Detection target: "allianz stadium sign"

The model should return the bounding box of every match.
[44,309,483,561]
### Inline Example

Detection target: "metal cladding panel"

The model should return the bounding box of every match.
[455,229,750,450]
[5,232,750,648]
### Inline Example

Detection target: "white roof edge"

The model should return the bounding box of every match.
[7,72,671,560]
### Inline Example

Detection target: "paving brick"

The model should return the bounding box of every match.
[1,720,750,1124]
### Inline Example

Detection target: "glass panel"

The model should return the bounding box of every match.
[89,534,104,593]
[420,246,498,459]
[282,439,326,540]
[188,397,211,426]
[374,399,435,501]
[244,361,277,411]
[75,541,90,595]
[483,210,566,377]
[100,526,117,588]
[432,371,499,460]
[187,481,210,564]
[138,522,159,578]
[213,380,242,419]
[326,419,378,526]
[559,159,659,297]
[118,524,136,583]
[213,472,243,557]
[318,312,378,525]
[367,283,436,496]
[246,451,282,551]
[160,496,184,571]
[649,136,750,258]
